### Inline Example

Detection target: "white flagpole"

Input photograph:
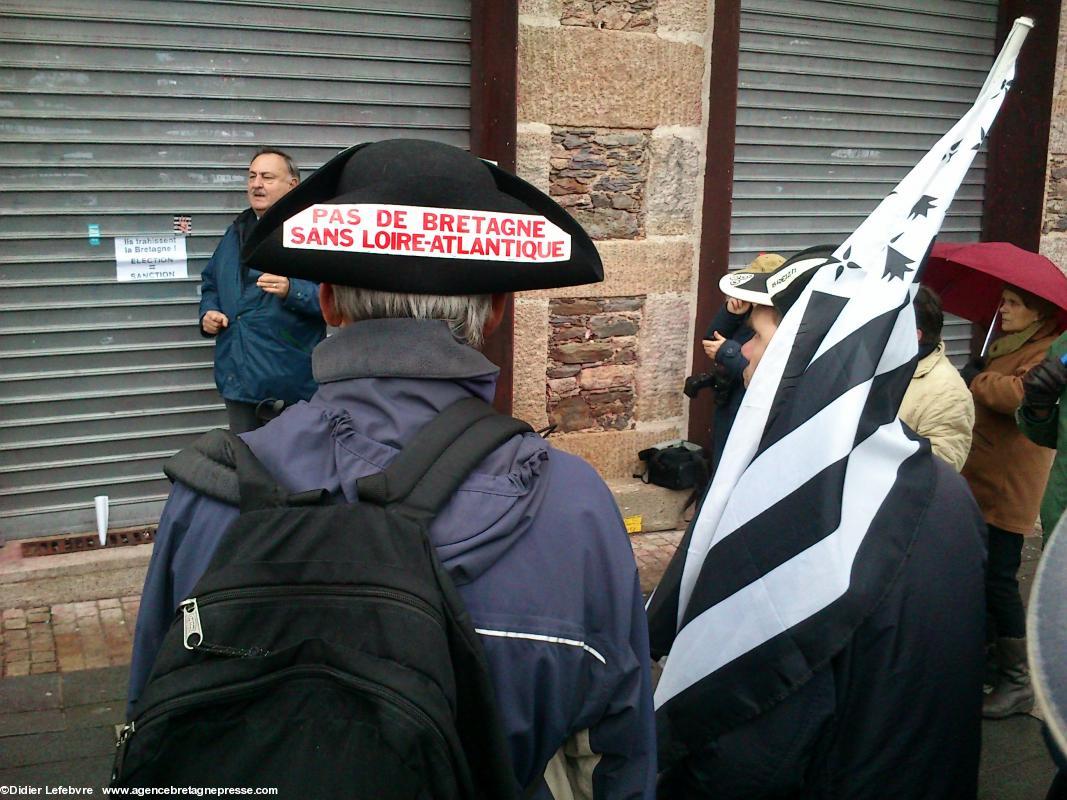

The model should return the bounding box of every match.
[977,17,1033,99]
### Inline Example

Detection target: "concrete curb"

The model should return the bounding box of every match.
[608,479,691,534]
[0,526,686,619]
[0,545,153,610]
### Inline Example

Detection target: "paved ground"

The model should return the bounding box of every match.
[632,529,684,596]
[0,665,125,787]
[979,535,1055,799]
[0,530,1056,796]
[1,598,140,678]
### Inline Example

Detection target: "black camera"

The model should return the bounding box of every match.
[684,367,739,408]
[683,372,716,399]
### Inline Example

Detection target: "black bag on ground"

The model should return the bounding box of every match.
[637,441,709,492]
[112,398,531,799]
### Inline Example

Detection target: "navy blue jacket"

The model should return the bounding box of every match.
[199,209,325,404]
[703,307,752,467]
[129,319,656,799]
[703,307,750,381]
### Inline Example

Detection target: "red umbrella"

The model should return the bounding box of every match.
[923,241,1067,333]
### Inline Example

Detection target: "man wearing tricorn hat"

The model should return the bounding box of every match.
[128,140,655,797]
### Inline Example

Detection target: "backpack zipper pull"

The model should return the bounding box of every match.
[112,721,135,781]
[181,598,203,650]
[116,720,135,744]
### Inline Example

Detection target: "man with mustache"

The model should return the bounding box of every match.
[199,148,326,432]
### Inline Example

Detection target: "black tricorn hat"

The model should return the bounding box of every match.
[242,139,604,294]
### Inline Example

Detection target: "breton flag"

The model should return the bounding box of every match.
[648,18,1033,757]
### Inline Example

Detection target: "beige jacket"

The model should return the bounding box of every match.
[899,342,975,471]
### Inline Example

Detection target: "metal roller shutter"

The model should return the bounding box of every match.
[731,0,999,366]
[0,0,472,540]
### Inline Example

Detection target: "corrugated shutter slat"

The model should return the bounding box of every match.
[0,0,472,538]
[732,0,997,368]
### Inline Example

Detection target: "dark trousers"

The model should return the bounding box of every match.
[986,525,1026,639]
[224,400,264,435]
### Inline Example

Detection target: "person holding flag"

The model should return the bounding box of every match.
[648,17,1035,800]
[653,249,986,798]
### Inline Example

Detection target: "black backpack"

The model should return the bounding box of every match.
[636,441,709,492]
[113,398,532,799]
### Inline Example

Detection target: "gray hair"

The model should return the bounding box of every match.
[251,147,299,181]
[329,286,494,348]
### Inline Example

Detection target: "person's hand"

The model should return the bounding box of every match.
[960,357,985,387]
[725,298,751,316]
[257,273,290,299]
[1023,356,1067,413]
[201,310,229,335]
[703,332,726,360]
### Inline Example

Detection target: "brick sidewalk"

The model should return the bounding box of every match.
[0,531,683,679]
[1,597,141,678]
[631,529,684,595]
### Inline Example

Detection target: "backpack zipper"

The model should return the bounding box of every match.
[111,721,135,781]
[181,599,203,650]
[180,599,265,658]
[115,663,452,782]
[180,585,444,651]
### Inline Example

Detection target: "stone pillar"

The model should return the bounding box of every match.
[514,1,712,529]
[1041,10,1067,271]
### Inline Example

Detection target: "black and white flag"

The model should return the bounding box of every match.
[648,17,1032,757]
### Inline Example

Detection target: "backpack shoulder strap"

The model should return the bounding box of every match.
[165,398,530,515]
[357,397,533,521]
[163,429,327,512]
[164,429,241,505]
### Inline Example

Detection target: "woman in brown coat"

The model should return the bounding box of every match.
[962,285,1058,719]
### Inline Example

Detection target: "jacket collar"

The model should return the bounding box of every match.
[312,318,500,384]
[913,341,946,379]
[234,208,259,250]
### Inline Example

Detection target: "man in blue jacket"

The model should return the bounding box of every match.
[129,139,656,798]
[199,148,326,432]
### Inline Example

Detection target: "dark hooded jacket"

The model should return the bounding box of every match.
[129,318,656,799]
[198,209,325,404]
[703,305,752,467]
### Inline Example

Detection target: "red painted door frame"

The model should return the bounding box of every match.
[983,0,1062,249]
[689,0,1063,443]
[688,0,742,447]
[470,0,519,413]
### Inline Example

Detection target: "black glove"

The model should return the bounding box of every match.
[960,357,985,387]
[1023,356,1067,412]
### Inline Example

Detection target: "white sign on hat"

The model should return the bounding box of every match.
[283,203,572,263]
